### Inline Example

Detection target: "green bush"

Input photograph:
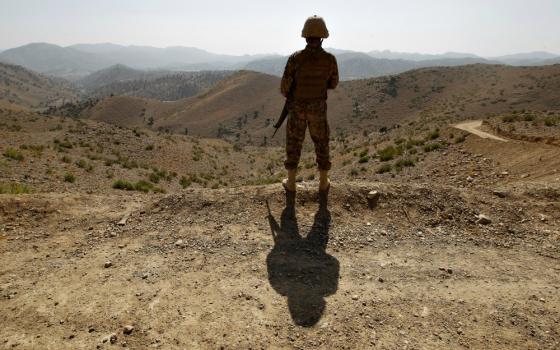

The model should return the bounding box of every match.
[112,179,134,191]
[377,146,398,161]
[76,159,87,168]
[134,180,154,193]
[64,173,75,183]
[423,142,443,152]
[426,129,440,140]
[377,164,392,174]
[544,117,557,127]
[180,176,192,188]
[3,148,24,161]
[0,182,32,194]
[358,155,369,163]
[395,158,415,170]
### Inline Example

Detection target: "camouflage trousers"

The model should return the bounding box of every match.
[284,100,331,171]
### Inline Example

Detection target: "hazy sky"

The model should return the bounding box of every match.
[1,0,559,56]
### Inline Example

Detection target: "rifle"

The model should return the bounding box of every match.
[272,100,289,138]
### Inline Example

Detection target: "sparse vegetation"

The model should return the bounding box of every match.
[377,146,399,161]
[64,173,75,183]
[377,164,392,174]
[3,147,24,161]
[0,182,32,194]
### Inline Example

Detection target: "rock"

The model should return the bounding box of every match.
[104,261,112,268]
[352,295,359,301]
[174,239,184,247]
[466,176,474,182]
[110,333,117,344]
[378,277,384,283]
[492,190,507,198]
[123,325,134,335]
[117,212,130,226]
[367,191,381,208]
[476,214,492,225]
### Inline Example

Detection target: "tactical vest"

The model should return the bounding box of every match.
[292,49,333,101]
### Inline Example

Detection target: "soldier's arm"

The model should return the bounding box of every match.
[280,55,296,97]
[327,55,339,90]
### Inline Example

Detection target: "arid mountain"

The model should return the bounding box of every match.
[0,43,111,79]
[489,51,560,66]
[81,70,283,141]
[0,62,80,108]
[242,52,501,80]
[0,43,272,79]
[77,64,233,101]
[2,42,559,81]
[80,64,560,145]
[77,64,160,90]
[367,50,482,61]
[69,43,269,67]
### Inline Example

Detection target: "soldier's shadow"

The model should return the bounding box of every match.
[266,201,340,327]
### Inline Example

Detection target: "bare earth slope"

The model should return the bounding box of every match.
[80,64,560,146]
[0,180,558,349]
[0,63,79,108]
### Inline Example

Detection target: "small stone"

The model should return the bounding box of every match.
[109,333,117,344]
[378,277,384,283]
[476,214,492,225]
[141,273,149,279]
[492,190,507,198]
[367,190,381,208]
[174,239,184,247]
[352,295,359,301]
[117,213,130,226]
[104,261,112,268]
[123,325,134,335]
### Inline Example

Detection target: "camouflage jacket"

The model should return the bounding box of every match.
[280,45,339,102]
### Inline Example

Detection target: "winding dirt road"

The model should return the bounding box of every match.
[454,120,508,142]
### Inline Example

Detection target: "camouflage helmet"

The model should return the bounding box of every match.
[301,15,329,39]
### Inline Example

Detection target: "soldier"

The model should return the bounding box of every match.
[280,15,339,200]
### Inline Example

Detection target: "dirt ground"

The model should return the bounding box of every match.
[1,176,559,349]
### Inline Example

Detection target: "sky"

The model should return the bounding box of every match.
[1,0,559,56]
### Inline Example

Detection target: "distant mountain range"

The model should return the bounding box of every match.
[0,43,558,81]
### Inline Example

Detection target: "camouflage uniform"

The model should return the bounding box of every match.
[281,45,339,171]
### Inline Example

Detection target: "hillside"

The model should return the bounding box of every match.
[80,65,234,101]
[3,42,559,81]
[0,43,110,79]
[80,64,560,147]
[0,43,270,78]
[1,104,559,349]
[81,70,286,142]
[0,63,80,108]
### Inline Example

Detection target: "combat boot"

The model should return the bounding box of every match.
[282,169,297,192]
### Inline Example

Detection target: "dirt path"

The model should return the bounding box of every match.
[454,120,508,142]
[1,183,559,349]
